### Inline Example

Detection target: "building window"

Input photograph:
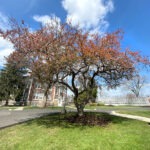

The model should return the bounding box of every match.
[35,83,42,89]
[33,93,44,100]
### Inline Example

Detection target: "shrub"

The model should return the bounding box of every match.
[97,102,105,106]
[89,103,97,106]
[89,102,105,106]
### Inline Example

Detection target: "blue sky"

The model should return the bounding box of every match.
[0,0,150,96]
[0,0,150,61]
[108,0,150,57]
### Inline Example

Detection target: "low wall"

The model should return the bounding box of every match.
[29,99,59,107]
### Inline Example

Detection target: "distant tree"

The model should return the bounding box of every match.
[126,75,145,98]
[0,19,149,115]
[126,93,136,104]
[0,61,26,105]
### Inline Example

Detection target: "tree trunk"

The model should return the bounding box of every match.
[77,104,84,116]
[44,94,48,108]
[61,104,67,114]
[61,98,67,114]
[5,99,9,106]
[44,85,51,107]
[135,92,139,98]
[74,96,85,116]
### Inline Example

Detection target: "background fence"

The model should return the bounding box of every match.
[97,97,150,105]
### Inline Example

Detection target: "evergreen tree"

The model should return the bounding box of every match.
[0,62,26,106]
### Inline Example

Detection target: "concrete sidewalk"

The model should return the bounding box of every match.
[110,111,150,123]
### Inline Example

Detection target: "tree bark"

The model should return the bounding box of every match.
[77,104,84,116]
[5,99,9,106]
[74,94,85,116]
[44,95,48,107]
[61,97,67,114]
[43,84,51,108]
[135,92,139,98]
[61,103,67,114]
[44,88,49,108]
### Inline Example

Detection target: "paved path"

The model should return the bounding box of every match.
[110,111,150,123]
[0,109,60,129]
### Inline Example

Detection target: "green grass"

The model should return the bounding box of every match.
[0,106,63,110]
[24,106,63,110]
[0,106,18,110]
[0,113,150,150]
[117,110,150,118]
[85,105,143,110]
[85,105,150,118]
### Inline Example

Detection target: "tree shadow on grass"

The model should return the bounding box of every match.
[24,112,133,129]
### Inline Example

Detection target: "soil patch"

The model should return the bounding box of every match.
[65,113,111,126]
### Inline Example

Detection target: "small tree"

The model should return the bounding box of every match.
[0,61,26,105]
[126,75,145,97]
[126,93,136,104]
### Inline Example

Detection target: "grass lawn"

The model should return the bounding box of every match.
[0,113,150,150]
[85,105,150,118]
[117,110,150,118]
[85,105,143,110]
[0,106,63,110]
[24,106,63,110]
[0,106,18,110]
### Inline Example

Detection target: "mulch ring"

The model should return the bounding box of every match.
[64,113,111,126]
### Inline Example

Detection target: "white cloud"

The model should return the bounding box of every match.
[0,13,14,67]
[0,37,14,66]
[0,12,10,31]
[62,0,114,34]
[33,14,61,27]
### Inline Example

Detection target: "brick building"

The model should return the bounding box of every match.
[22,78,67,107]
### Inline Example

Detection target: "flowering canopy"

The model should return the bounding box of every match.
[0,19,149,115]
